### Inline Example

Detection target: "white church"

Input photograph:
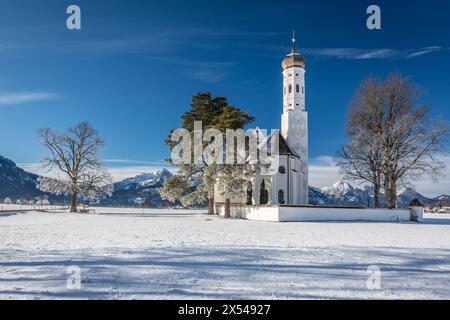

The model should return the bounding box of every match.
[213,34,421,223]
[215,33,309,209]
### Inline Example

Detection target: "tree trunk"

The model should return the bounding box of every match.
[387,187,397,208]
[70,192,78,213]
[208,197,215,215]
[373,184,380,208]
[224,198,231,218]
[384,174,397,208]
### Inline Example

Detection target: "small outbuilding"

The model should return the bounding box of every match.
[410,198,424,207]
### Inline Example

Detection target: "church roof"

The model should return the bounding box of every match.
[255,128,300,159]
[282,53,306,69]
[278,134,300,158]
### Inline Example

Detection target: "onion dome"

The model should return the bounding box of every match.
[282,31,306,69]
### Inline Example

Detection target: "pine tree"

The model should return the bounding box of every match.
[160,92,255,214]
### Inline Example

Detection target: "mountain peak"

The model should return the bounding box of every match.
[155,168,172,176]
[0,154,42,200]
[322,181,354,196]
[332,181,353,190]
[0,155,20,169]
[114,168,173,190]
[107,168,174,206]
[435,194,450,200]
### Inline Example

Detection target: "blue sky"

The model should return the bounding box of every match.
[0,0,449,196]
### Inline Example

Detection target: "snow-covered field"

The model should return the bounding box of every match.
[1,207,450,300]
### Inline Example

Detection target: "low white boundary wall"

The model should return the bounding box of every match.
[216,204,423,223]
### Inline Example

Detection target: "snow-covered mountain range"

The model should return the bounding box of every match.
[101,168,173,207]
[1,155,448,208]
[114,169,173,190]
[308,181,440,207]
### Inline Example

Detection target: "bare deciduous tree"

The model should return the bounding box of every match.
[338,73,450,208]
[337,77,385,207]
[38,122,112,212]
[381,73,450,208]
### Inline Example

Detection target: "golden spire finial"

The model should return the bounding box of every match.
[291,30,296,54]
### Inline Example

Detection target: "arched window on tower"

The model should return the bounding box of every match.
[288,84,292,94]
[278,190,285,204]
[296,84,299,93]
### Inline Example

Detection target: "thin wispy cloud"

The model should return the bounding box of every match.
[5,23,443,62]
[103,158,168,166]
[181,68,229,83]
[0,28,282,58]
[0,92,58,106]
[406,46,442,58]
[230,42,445,60]
[162,28,282,38]
[147,56,237,69]
[148,56,238,83]
[303,46,443,60]
[97,28,279,54]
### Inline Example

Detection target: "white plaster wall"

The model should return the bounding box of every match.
[271,155,288,204]
[216,205,415,223]
[410,206,424,222]
[270,156,305,205]
[278,207,412,222]
[215,204,279,221]
[243,206,280,222]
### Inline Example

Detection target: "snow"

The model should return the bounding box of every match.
[1,207,450,299]
[322,181,353,196]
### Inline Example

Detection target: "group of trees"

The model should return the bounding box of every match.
[159,92,256,217]
[2,196,49,206]
[337,73,450,208]
[35,73,449,213]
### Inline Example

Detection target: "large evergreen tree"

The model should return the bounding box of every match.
[160,92,255,215]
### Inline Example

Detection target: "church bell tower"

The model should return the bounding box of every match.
[281,31,309,204]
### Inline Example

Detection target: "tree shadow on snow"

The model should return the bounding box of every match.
[0,246,449,299]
